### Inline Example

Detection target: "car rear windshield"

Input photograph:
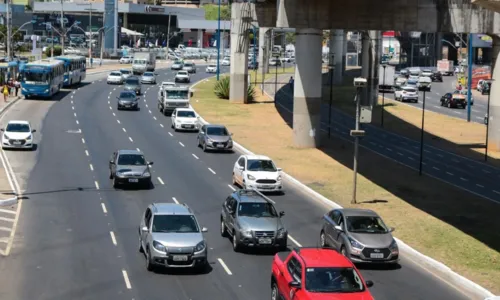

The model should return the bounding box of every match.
[247,159,277,172]
[178,71,188,75]
[184,63,193,67]
[126,78,139,84]
[121,70,131,74]
[152,215,199,233]
[207,127,228,136]
[110,72,121,76]
[346,216,389,233]
[143,72,154,76]
[117,154,146,165]
[177,111,195,118]
[6,123,30,132]
[238,202,277,217]
[305,267,365,293]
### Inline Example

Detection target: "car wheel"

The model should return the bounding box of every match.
[109,171,114,179]
[139,237,144,253]
[146,248,154,271]
[202,142,207,152]
[320,231,327,247]
[232,232,241,252]
[271,282,280,300]
[232,173,236,185]
[113,178,118,188]
[220,218,228,237]
[447,102,451,108]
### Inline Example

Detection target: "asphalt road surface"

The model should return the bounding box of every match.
[0,67,469,300]
[379,75,488,124]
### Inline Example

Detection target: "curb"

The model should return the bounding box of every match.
[0,96,20,207]
[189,76,496,299]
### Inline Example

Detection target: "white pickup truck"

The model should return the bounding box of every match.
[157,85,193,116]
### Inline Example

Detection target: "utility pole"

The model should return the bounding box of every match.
[60,0,65,55]
[166,13,172,60]
[351,86,362,204]
[6,0,11,60]
[89,6,93,67]
[100,12,105,62]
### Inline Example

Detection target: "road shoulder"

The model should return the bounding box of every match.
[190,76,499,297]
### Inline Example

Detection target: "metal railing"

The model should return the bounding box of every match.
[161,0,200,4]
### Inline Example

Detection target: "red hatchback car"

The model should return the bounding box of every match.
[271,247,374,300]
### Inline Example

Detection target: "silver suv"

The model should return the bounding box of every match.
[220,189,287,252]
[139,203,208,271]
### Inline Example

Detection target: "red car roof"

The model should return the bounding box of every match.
[298,248,353,268]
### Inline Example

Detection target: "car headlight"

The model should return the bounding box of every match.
[115,171,124,177]
[153,240,166,252]
[389,239,399,253]
[206,138,214,144]
[247,174,256,180]
[3,134,9,140]
[44,89,49,93]
[277,228,287,238]
[348,237,364,250]
[277,175,282,182]
[194,240,206,252]
[241,230,252,238]
[26,134,32,140]
[143,172,151,177]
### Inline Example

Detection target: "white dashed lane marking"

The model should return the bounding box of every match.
[192,154,199,159]
[172,197,179,204]
[122,270,132,289]
[179,142,185,147]
[101,203,108,214]
[228,184,236,191]
[217,258,232,275]
[110,231,117,245]
[157,177,165,185]
[208,168,216,175]
[129,137,134,142]
[94,181,100,190]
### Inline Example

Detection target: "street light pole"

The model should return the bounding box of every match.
[381,65,386,127]
[166,13,172,60]
[419,89,427,175]
[6,0,11,60]
[328,54,334,138]
[351,86,362,204]
[60,0,65,55]
[216,0,221,81]
[466,33,473,122]
[89,5,93,67]
[485,80,493,161]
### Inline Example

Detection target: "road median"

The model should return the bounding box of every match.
[190,75,499,297]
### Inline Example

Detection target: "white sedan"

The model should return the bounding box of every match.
[206,64,217,73]
[232,154,284,193]
[174,71,190,83]
[1,120,36,150]
[171,108,198,131]
[120,56,133,64]
[107,71,124,84]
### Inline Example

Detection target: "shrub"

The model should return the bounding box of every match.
[44,46,62,57]
[213,76,255,102]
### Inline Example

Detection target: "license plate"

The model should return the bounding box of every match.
[259,238,272,244]
[128,179,139,183]
[216,144,224,148]
[172,255,188,261]
[12,141,21,145]
[260,186,273,189]
[370,253,384,259]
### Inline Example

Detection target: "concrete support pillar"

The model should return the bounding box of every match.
[329,29,344,85]
[360,30,381,106]
[197,30,203,48]
[229,2,252,103]
[487,35,500,151]
[123,13,128,28]
[293,28,323,148]
[435,32,443,62]
[258,27,270,74]
[361,32,370,106]
[342,31,348,76]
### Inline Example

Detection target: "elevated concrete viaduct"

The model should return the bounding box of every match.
[230,0,500,148]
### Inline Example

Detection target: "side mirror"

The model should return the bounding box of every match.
[334,225,343,231]
[201,227,208,232]
[365,280,374,288]
[238,166,244,171]
[277,167,282,172]
[190,91,194,97]
[230,133,234,136]
[389,227,395,232]
[141,226,148,232]
[279,211,285,217]
[109,160,115,164]
[116,97,120,100]
[31,129,36,133]
[148,161,154,165]
[288,281,301,289]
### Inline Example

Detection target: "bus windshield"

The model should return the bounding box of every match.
[23,71,49,84]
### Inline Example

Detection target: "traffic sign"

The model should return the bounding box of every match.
[350,130,365,137]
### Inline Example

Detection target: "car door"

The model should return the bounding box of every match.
[109,152,117,175]
[234,156,246,184]
[331,211,345,249]
[323,209,337,246]
[282,256,303,300]
[171,109,177,124]
[198,125,206,146]
[140,208,152,247]
[226,197,238,234]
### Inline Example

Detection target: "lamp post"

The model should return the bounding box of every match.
[485,79,493,161]
[216,0,221,81]
[351,78,367,204]
[381,64,386,127]
[328,54,334,138]
[466,33,473,122]
[419,88,427,176]
[77,3,97,67]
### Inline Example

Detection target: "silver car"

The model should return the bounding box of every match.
[182,62,197,74]
[140,72,156,84]
[320,208,399,264]
[197,124,233,152]
[109,149,153,188]
[139,203,208,271]
[120,69,132,79]
[220,189,287,252]
[124,76,142,95]
[116,91,139,110]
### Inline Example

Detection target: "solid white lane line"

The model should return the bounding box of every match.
[433,167,440,171]
[172,197,179,204]
[122,128,127,133]
[76,120,79,125]
[117,120,121,124]
[160,124,164,128]
[217,258,232,275]
[446,172,454,176]
[129,137,133,142]
[153,116,157,120]
[208,168,216,174]
[95,181,100,190]
[476,184,484,188]
[110,231,117,245]
[179,142,185,147]
[81,138,85,144]
[192,154,199,159]
[122,270,132,289]
[89,164,94,171]
[85,150,89,156]
[168,132,173,136]
[157,177,165,185]
[0,209,15,215]
[288,235,302,247]
[228,184,236,191]
[101,203,108,214]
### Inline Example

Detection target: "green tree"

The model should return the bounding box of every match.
[203,4,231,21]
[285,32,295,44]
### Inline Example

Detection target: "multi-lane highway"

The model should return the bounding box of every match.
[381,75,488,124]
[0,66,469,299]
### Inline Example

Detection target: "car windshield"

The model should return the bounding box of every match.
[207,127,229,136]
[403,88,416,92]
[184,63,193,67]
[152,215,199,233]
[346,216,389,233]
[178,72,188,76]
[119,92,135,99]
[143,72,154,77]
[166,90,188,99]
[133,60,146,64]
[247,159,277,172]
[6,123,30,132]
[209,65,216,68]
[126,78,139,85]
[238,202,277,218]
[305,267,365,293]
[110,72,121,76]
[407,80,417,85]
[117,154,146,165]
[174,61,182,64]
[121,70,131,74]
[177,110,196,118]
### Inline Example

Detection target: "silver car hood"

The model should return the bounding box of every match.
[349,232,393,248]
[151,232,203,247]
[238,216,281,232]
[116,165,148,174]
[206,135,230,142]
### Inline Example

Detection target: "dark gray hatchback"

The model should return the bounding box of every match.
[124,76,142,95]
[117,91,139,110]
[109,149,153,189]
